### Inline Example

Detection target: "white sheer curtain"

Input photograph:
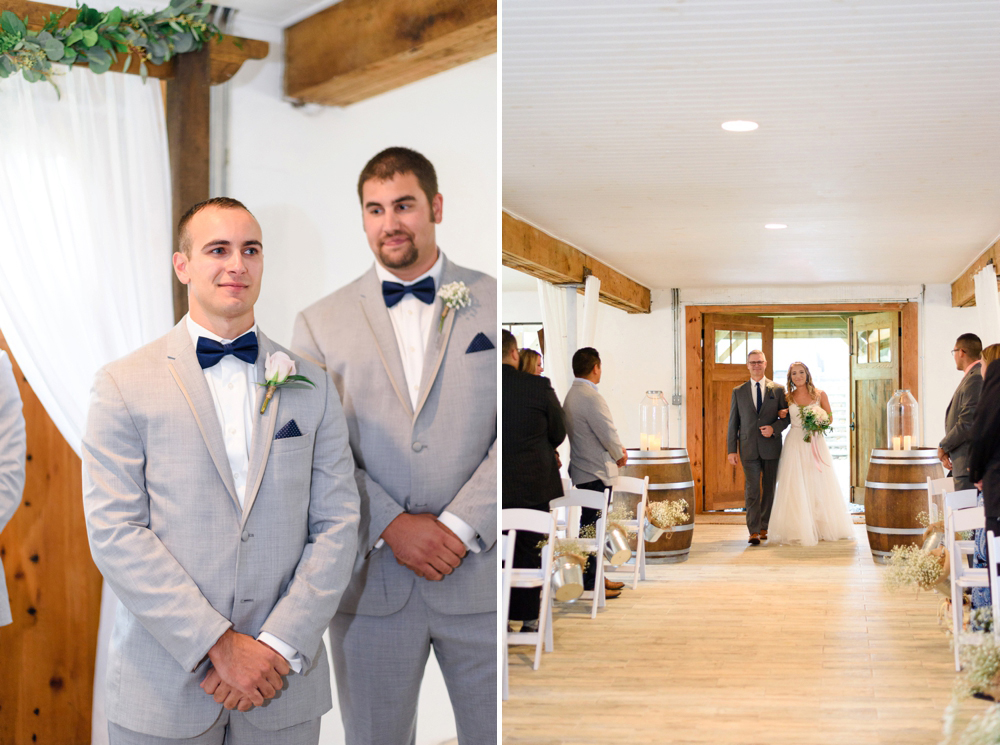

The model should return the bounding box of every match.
[581,274,601,348]
[0,66,174,745]
[974,263,1000,346]
[537,279,572,401]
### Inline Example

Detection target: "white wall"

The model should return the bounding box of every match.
[225,20,496,745]
[502,282,981,456]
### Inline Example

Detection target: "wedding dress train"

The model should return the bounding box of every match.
[768,401,855,547]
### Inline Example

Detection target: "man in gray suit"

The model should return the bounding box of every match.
[291,147,496,745]
[562,346,627,598]
[939,332,984,491]
[83,198,360,744]
[0,349,25,628]
[726,349,790,545]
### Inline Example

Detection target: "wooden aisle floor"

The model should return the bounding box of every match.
[503,523,987,745]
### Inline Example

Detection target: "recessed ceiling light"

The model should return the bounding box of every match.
[721,120,758,132]
[764,223,787,230]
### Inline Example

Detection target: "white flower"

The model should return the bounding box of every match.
[264,351,296,384]
[809,404,830,424]
[436,281,472,330]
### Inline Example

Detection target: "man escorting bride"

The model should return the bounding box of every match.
[767,361,855,546]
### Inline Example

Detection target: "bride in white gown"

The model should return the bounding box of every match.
[768,362,855,546]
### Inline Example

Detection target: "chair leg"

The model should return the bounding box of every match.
[536,579,554,668]
[502,634,509,700]
[953,586,963,672]
[544,597,554,652]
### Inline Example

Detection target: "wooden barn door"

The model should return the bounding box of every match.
[0,332,102,744]
[703,314,774,510]
[849,312,900,503]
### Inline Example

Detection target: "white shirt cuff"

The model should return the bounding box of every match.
[438,511,481,553]
[257,632,302,674]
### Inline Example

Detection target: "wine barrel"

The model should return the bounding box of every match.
[864,448,945,564]
[617,448,695,564]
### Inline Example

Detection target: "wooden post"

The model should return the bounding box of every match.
[166,46,212,323]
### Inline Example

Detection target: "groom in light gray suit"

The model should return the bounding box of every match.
[727,349,790,545]
[83,198,360,745]
[292,147,496,745]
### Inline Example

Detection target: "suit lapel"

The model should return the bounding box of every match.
[358,268,414,418]
[241,330,280,527]
[166,322,240,512]
[414,256,457,420]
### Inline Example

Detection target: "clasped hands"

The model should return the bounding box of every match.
[382,512,467,581]
[200,629,290,713]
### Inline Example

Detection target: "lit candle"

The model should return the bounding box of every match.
[892,436,901,450]
[902,435,912,451]
[649,434,661,451]
[639,433,649,451]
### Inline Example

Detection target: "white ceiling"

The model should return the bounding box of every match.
[502,0,1000,291]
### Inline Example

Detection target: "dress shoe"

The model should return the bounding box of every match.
[605,578,625,590]
[605,588,622,599]
[760,530,768,541]
[748,533,761,545]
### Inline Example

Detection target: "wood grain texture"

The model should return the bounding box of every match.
[619,450,695,562]
[502,212,651,314]
[284,0,496,106]
[0,333,102,745]
[6,1,268,85]
[504,523,971,744]
[685,307,704,511]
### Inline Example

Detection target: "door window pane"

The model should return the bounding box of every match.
[857,331,868,362]
[879,327,891,362]
[715,330,731,364]
[749,332,762,356]
[731,331,748,364]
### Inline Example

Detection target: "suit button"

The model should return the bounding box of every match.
[412,442,423,452]
[241,530,250,542]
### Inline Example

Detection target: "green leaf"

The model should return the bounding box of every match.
[43,38,64,61]
[139,59,147,83]
[0,66,9,79]
[65,28,84,47]
[85,46,112,74]
[96,35,112,51]
[121,53,131,74]
[0,11,25,37]
[60,49,77,64]
[172,31,194,54]
[169,20,184,34]
[22,67,41,83]
[105,7,123,27]
[81,29,99,48]
[114,42,127,54]
[77,6,101,28]
[285,375,316,386]
[36,31,53,43]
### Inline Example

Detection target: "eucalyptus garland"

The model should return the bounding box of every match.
[0,0,224,96]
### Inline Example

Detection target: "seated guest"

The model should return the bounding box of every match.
[518,348,543,376]
[502,330,565,630]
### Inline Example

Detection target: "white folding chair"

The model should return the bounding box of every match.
[988,531,1000,643]
[553,477,578,538]
[501,531,516,700]
[501,509,556,671]
[926,476,955,523]
[944,492,988,671]
[607,475,650,589]
[549,488,610,619]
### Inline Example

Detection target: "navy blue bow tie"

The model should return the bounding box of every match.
[381,276,436,308]
[196,332,258,369]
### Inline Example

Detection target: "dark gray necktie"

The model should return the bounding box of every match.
[756,382,762,413]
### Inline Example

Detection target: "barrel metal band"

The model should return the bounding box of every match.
[870,549,893,557]
[649,481,696,490]
[864,481,931,490]
[870,449,937,457]
[647,548,691,556]
[627,459,690,465]
[657,523,694,532]
[869,458,940,466]
[865,525,926,535]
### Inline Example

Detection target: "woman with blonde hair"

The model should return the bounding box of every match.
[517,348,543,376]
[767,361,854,546]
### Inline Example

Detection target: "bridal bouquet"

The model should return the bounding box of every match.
[800,403,832,443]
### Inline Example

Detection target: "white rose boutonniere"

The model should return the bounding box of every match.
[258,351,315,413]
[437,281,471,331]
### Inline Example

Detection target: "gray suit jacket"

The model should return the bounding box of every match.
[292,255,496,617]
[563,380,624,486]
[82,322,360,738]
[0,351,25,627]
[941,364,983,481]
[726,379,790,461]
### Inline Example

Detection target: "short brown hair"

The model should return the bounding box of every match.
[357,147,438,206]
[502,329,517,358]
[982,343,1000,368]
[572,347,601,378]
[177,197,254,256]
[956,333,983,360]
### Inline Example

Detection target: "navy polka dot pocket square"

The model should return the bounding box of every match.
[275,419,303,440]
[465,332,495,354]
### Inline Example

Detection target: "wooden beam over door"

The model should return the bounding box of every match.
[951,237,1000,307]
[502,212,652,314]
[6,1,269,84]
[284,0,496,106]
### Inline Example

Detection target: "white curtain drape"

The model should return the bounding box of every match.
[0,66,175,745]
[974,263,1000,346]
[581,275,601,348]
[538,279,571,401]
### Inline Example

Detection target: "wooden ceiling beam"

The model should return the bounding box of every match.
[951,237,1000,307]
[5,1,268,85]
[284,0,496,107]
[502,211,651,314]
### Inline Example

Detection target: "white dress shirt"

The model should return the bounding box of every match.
[372,255,480,554]
[185,316,303,673]
[749,378,765,411]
